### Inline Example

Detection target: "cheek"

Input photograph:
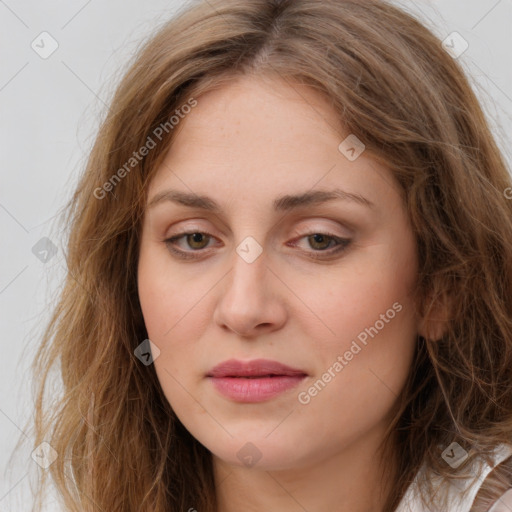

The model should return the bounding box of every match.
[292,238,418,403]
[137,243,205,342]
[293,240,417,347]
[137,243,211,386]
[137,251,205,419]
[294,282,417,445]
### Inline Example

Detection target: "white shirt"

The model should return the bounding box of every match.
[395,444,512,512]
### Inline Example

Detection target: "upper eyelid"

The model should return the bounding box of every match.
[166,228,346,241]
[165,218,352,237]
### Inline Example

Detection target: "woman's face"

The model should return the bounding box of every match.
[137,74,420,471]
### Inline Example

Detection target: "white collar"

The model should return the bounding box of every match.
[395,443,512,512]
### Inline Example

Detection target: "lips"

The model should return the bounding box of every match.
[207,359,308,403]
[207,358,307,378]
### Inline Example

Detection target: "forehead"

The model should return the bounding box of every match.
[146,74,400,215]
[160,74,342,161]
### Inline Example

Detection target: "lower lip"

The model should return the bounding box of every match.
[208,375,306,402]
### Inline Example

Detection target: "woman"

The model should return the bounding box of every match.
[29,0,512,510]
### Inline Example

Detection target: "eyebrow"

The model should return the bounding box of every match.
[146,187,375,212]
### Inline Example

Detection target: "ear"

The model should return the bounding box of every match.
[417,291,452,342]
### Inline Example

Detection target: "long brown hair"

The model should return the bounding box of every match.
[23,0,512,510]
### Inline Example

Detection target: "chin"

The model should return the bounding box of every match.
[206,436,312,472]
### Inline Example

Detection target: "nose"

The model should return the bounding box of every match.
[212,245,287,338]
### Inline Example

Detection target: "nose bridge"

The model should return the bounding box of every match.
[235,233,265,266]
[229,234,267,295]
[225,201,269,280]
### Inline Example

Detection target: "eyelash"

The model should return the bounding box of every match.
[163,230,352,260]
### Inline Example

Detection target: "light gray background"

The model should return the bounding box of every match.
[1,0,511,509]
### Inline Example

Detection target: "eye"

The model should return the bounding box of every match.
[289,231,352,259]
[164,231,217,259]
[163,230,351,260]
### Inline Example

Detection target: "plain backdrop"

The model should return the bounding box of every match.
[1,0,511,509]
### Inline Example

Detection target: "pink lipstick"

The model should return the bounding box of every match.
[207,358,307,403]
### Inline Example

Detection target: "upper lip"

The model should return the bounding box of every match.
[207,358,307,378]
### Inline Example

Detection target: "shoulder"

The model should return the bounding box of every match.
[395,444,512,512]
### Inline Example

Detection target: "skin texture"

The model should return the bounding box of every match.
[137,74,427,511]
